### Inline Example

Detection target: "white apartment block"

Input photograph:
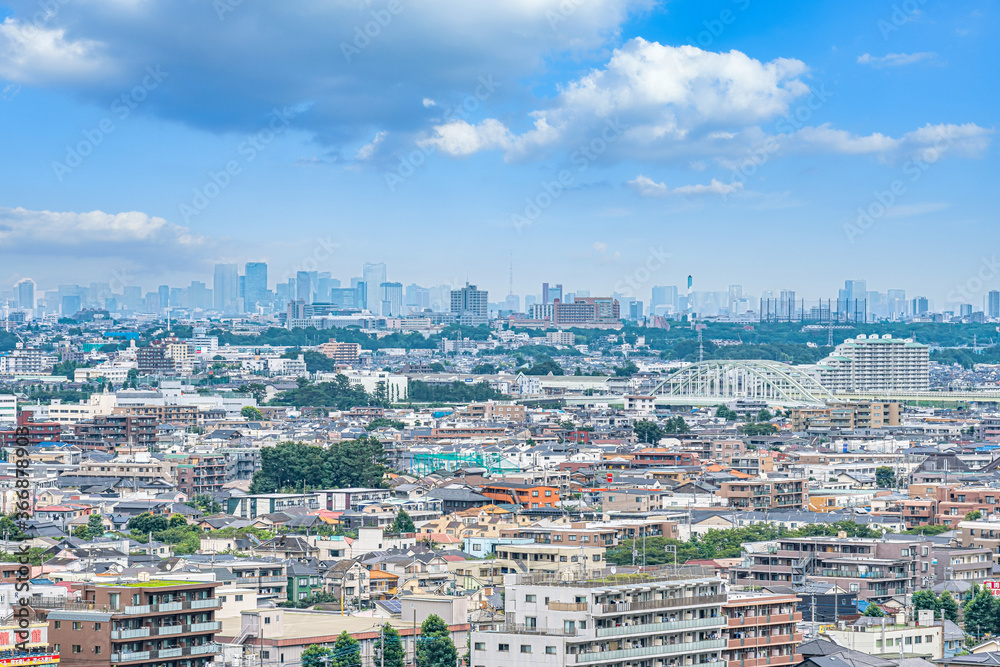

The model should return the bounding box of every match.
[545,330,576,346]
[471,568,728,667]
[0,394,15,423]
[811,334,929,393]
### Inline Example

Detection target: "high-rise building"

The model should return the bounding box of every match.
[651,285,677,314]
[380,281,404,317]
[245,262,268,311]
[122,285,142,312]
[157,284,170,312]
[213,263,239,313]
[887,289,907,319]
[552,297,620,326]
[811,334,929,392]
[911,296,930,316]
[187,281,212,310]
[15,279,34,311]
[363,262,387,313]
[989,291,1000,319]
[61,294,82,316]
[296,271,312,304]
[778,289,796,321]
[451,283,489,325]
[629,300,644,320]
[542,282,563,304]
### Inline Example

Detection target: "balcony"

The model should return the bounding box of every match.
[549,602,588,612]
[122,598,222,615]
[576,639,727,664]
[110,643,222,663]
[597,615,726,638]
[111,621,222,640]
[728,654,802,667]
[728,634,802,649]
[728,613,802,627]
[600,593,727,614]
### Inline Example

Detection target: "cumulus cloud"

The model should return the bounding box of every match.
[0,0,652,152]
[789,122,994,159]
[857,52,937,67]
[0,206,210,267]
[628,175,743,197]
[424,39,811,161]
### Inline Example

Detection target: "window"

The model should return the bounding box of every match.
[72,646,81,654]
[579,621,587,629]
[219,596,227,602]
[54,622,61,629]
[263,651,270,659]
[564,620,576,632]
[52,645,59,653]
[915,636,922,644]
[521,645,532,654]
[94,623,101,630]
[264,616,271,624]
[94,646,101,654]
[532,491,539,497]
[569,535,577,541]
[72,622,82,630]
[525,595,536,602]
[474,643,486,650]
[525,617,536,629]
[546,647,557,654]
[545,491,552,497]
[850,583,859,592]
[236,595,244,601]
[498,644,509,652]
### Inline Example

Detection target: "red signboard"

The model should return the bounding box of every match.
[984,581,1000,596]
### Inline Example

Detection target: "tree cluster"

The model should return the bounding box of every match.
[270,375,385,409]
[249,438,389,493]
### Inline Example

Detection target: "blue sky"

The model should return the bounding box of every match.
[0,0,996,306]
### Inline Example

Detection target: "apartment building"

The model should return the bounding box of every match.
[600,489,674,512]
[71,414,158,449]
[730,536,934,603]
[480,483,560,508]
[76,451,174,482]
[957,519,1000,564]
[723,592,803,667]
[499,523,619,548]
[0,394,16,423]
[717,479,808,511]
[552,297,621,327]
[932,546,991,583]
[811,334,929,393]
[822,615,943,660]
[682,440,747,465]
[457,401,527,422]
[48,580,222,667]
[173,453,227,496]
[491,544,605,575]
[470,567,728,667]
[113,404,200,428]
[316,340,362,364]
[791,402,901,430]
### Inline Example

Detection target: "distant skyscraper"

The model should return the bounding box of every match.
[363,262,387,313]
[15,280,34,311]
[887,289,907,319]
[245,262,268,311]
[629,301,644,320]
[778,289,796,321]
[405,283,430,312]
[61,295,81,316]
[542,282,563,304]
[989,291,1000,319]
[451,283,489,325]
[912,296,930,316]
[122,286,142,312]
[381,282,404,317]
[296,271,312,304]
[651,285,677,314]
[157,285,170,312]
[213,263,239,313]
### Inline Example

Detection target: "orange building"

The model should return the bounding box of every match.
[479,483,560,508]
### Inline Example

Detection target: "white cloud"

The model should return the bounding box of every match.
[857,52,937,67]
[355,131,387,160]
[0,206,207,258]
[0,18,113,84]
[424,39,811,161]
[627,175,743,197]
[789,122,993,159]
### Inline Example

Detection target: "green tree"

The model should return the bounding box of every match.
[0,514,25,540]
[391,510,415,534]
[913,590,941,618]
[373,624,406,667]
[302,645,335,667]
[416,615,458,667]
[471,363,496,375]
[249,437,389,493]
[663,416,690,434]
[633,419,665,444]
[241,406,264,420]
[756,408,773,422]
[86,513,105,538]
[862,604,886,617]
[715,406,738,421]
[940,592,960,623]
[331,631,361,667]
[966,510,982,521]
[875,466,896,489]
[739,423,778,436]
[963,587,997,637]
[127,512,169,534]
[168,514,188,528]
[366,417,406,431]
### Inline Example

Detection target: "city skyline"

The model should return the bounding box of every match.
[0,1,996,305]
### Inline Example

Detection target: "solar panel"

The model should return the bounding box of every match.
[381,600,403,614]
